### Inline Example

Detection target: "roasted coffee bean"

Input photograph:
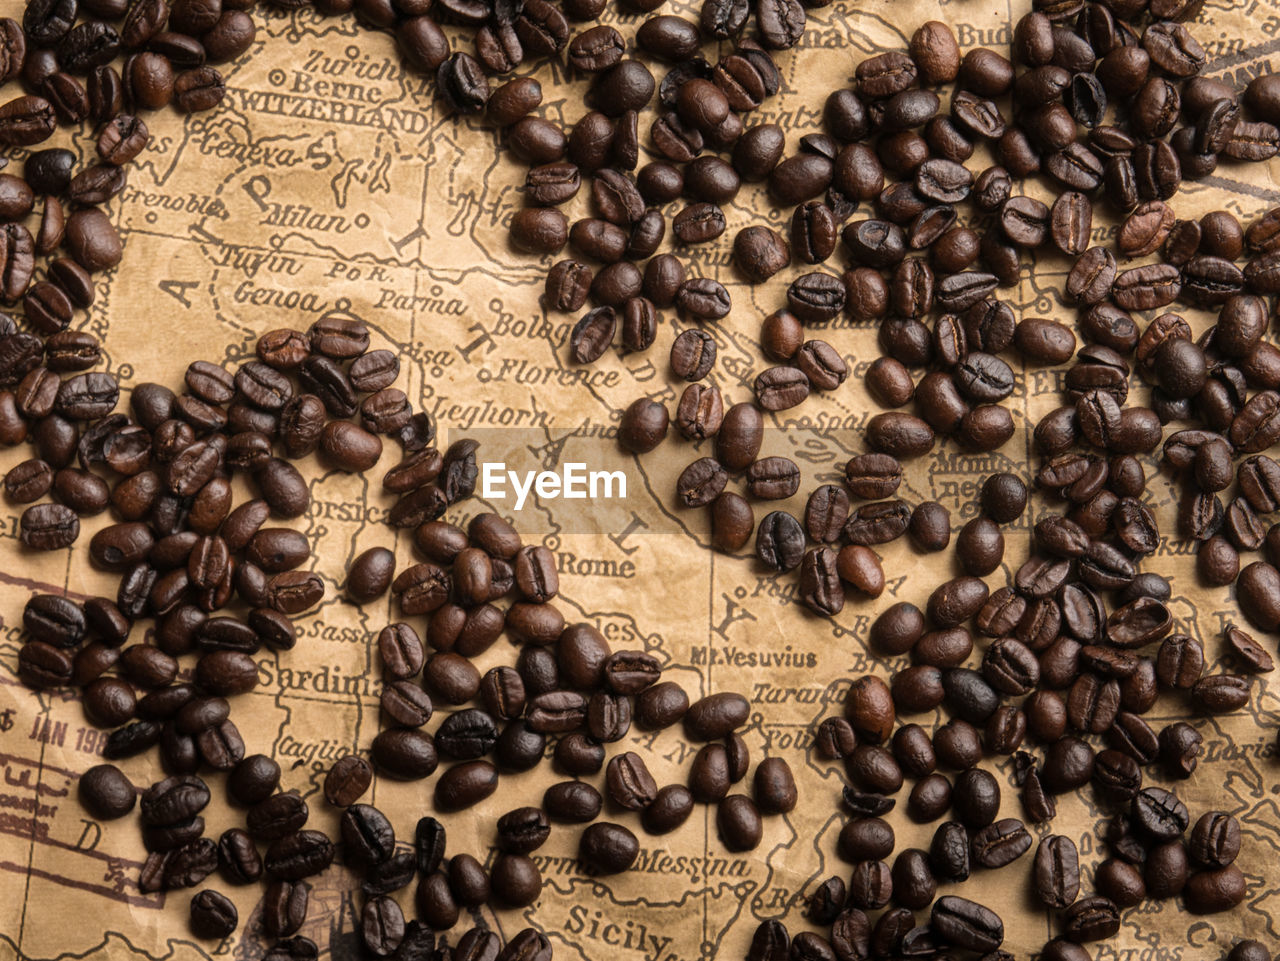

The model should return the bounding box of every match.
[435,760,498,810]
[189,889,238,940]
[675,276,731,319]
[222,756,279,809]
[1132,786,1190,841]
[262,831,333,882]
[371,728,438,781]
[1061,896,1121,943]
[844,500,911,546]
[676,457,728,509]
[746,456,800,500]
[79,763,136,820]
[844,453,902,500]
[1185,865,1246,913]
[931,896,1003,953]
[322,755,372,808]
[970,818,1032,868]
[756,510,804,571]
[802,486,849,546]
[248,793,309,842]
[436,709,499,760]
[669,328,716,381]
[579,821,639,873]
[635,681,688,731]
[867,412,935,458]
[799,547,844,615]
[436,52,489,114]
[1191,674,1250,713]
[1033,835,1080,908]
[381,681,434,728]
[217,826,264,886]
[540,778,602,825]
[1189,811,1240,868]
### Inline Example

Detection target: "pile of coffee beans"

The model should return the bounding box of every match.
[9,0,1280,951]
[62,500,793,957]
[513,34,790,338]
[12,316,789,957]
[334,506,795,953]
[11,318,433,950]
[0,0,807,357]
[598,0,1280,626]
[604,0,1280,949]
[475,4,815,401]
[0,0,257,346]
[2,0,808,954]
[788,597,1253,956]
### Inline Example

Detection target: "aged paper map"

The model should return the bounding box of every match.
[3,0,1280,957]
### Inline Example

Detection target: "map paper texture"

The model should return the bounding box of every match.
[2,0,1280,957]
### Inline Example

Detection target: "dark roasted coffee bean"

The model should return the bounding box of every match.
[579,821,639,873]
[970,818,1031,868]
[1188,811,1240,869]
[1060,896,1121,943]
[79,763,136,820]
[189,889,238,940]
[371,728,438,781]
[931,896,1003,953]
[435,760,498,811]
[323,755,372,808]
[1033,835,1080,908]
[753,509,803,572]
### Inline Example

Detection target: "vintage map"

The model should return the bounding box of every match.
[3,0,1280,956]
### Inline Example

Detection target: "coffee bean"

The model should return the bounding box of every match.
[931,896,1003,953]
[20,502,79,549]
[1186,865,1246,913]
[676,457,727,508]
[788,271,846,322]
[717,794,763,852]
[1191,674,1250,713]
[371,728,438,781]
[746,456,800,500]
[866,357,914,407]
[79,763,136,820]
[357,895,404,956]
[805,485,850,544]
[845,859,891,911]
[435,759,498,810]
[0,95,56,147]
[189,889,238,940]
[579,822,638,873]
[675,276,731,319]
[1189,811,1240,868]
[754,366,809,411]
[756,510,804,571]
[247,792,308,843]
[223,756,278,808]
[323,755,372,808]
[261,831,333,883]
[970,818,1032,867]
[910,20,960,83]
[510,207,568,254]
[791,201,837,264]
[685,692,749,740]
[1062,896,1121,943]
[799,547,844,615]
[1132,786,1189,841]
[670,328,716,381]
[734,225,790,282]
[1033,835,1080,908]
